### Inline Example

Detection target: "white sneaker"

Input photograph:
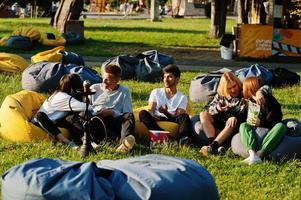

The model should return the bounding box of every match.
[217,146,226,155]
[91,142,102,150]
[116,135,135,153]
[248,155,262,165]
[242,156,250,164]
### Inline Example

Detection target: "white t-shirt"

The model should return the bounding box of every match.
[149,88,187,118]
[37,92,94,123]
[90,83,132,117]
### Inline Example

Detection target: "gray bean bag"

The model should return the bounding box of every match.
[22,62,65,93]
[189,68,232,103]
[2,154,219,200]
[231,119,301,161]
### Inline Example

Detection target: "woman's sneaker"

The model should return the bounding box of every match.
[217,146,226,155]
[116,135,135,153]
[200,145,213,156]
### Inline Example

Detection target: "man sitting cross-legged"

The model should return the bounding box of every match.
[90,64,135,153]
[138,64,193,144]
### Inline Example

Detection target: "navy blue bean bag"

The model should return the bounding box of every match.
[64,64,102,84]
[2,154,219,200]
[6,35,33,50]
[231,119,301,161]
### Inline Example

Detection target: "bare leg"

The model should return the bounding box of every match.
[214,125,235,145]
[199,111,216,138]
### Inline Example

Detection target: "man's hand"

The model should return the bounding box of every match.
[159,105,168,115]
[96,109,114,118]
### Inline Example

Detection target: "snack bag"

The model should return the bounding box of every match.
[247,101,261,126]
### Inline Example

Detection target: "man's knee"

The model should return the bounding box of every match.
[178,113,190,122]
[139,109,150,120]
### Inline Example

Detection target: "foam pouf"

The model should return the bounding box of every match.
[231,126,301,161]
[22,62,65,93]
[0,53,29,73]
[0,90,69,142]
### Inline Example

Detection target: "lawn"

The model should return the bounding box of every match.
[0,17,236,57]
[0,18,301,199]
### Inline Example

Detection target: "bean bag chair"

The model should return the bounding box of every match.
[0,36,10,46]
[189,68,232,103]
[31,46,64,64]
[0,90,69,142]
[133,103,193,139]
[0,53,29,73]
[61,32,83,45]
[64,64,102,84]
[12,27,41,41]
[2,154,219,200]
[39,34,66,47]
[61,51,85,66]
[22,62,65,93]
[102,55,139,80]
[6,36,33,50]
[231,121,301,161]
[235,63,273,85]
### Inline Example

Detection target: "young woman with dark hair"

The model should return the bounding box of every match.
[33,73,95,149]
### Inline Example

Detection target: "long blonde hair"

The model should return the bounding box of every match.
[243,76,263,99]
[217,71,242,97]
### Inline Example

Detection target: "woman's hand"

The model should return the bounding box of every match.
[226,117,237,128]
[216,103,228,112]
[254,91,265,105]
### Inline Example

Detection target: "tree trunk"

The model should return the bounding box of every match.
[150,0,160,21]
[237,0,249,24]
[266,0,274,25]
[208,0,227,39]
[53,0,83,33]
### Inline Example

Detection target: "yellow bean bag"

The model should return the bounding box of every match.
[0,36,9,46]
[133,102,194,139]
[31,46,64,64]
[12,27,41,41]
[0,90,69,142]
[0,53,29,73]
[39,34,66,47]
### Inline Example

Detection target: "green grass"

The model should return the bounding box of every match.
[0,71,300,199]
[0,17,236,56]
[0,17,301,199]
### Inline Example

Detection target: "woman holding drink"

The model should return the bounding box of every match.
[239,76,286,165]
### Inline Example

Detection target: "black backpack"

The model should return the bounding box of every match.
[270,67,300,87]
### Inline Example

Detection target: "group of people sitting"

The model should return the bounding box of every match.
[32,63,286,165]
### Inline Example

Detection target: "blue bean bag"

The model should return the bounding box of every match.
[231,119,301,161]
[6,35,32,50]
[2,154,219,200]
[64,64,102,84]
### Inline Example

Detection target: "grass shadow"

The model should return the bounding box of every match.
[85,26,208,35]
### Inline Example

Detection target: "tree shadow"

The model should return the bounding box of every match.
[85,25,208,35]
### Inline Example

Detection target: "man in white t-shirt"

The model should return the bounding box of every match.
[139,64,192,143]
[90,64,135,153]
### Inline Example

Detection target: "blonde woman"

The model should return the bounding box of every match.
[199,72,246,156]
